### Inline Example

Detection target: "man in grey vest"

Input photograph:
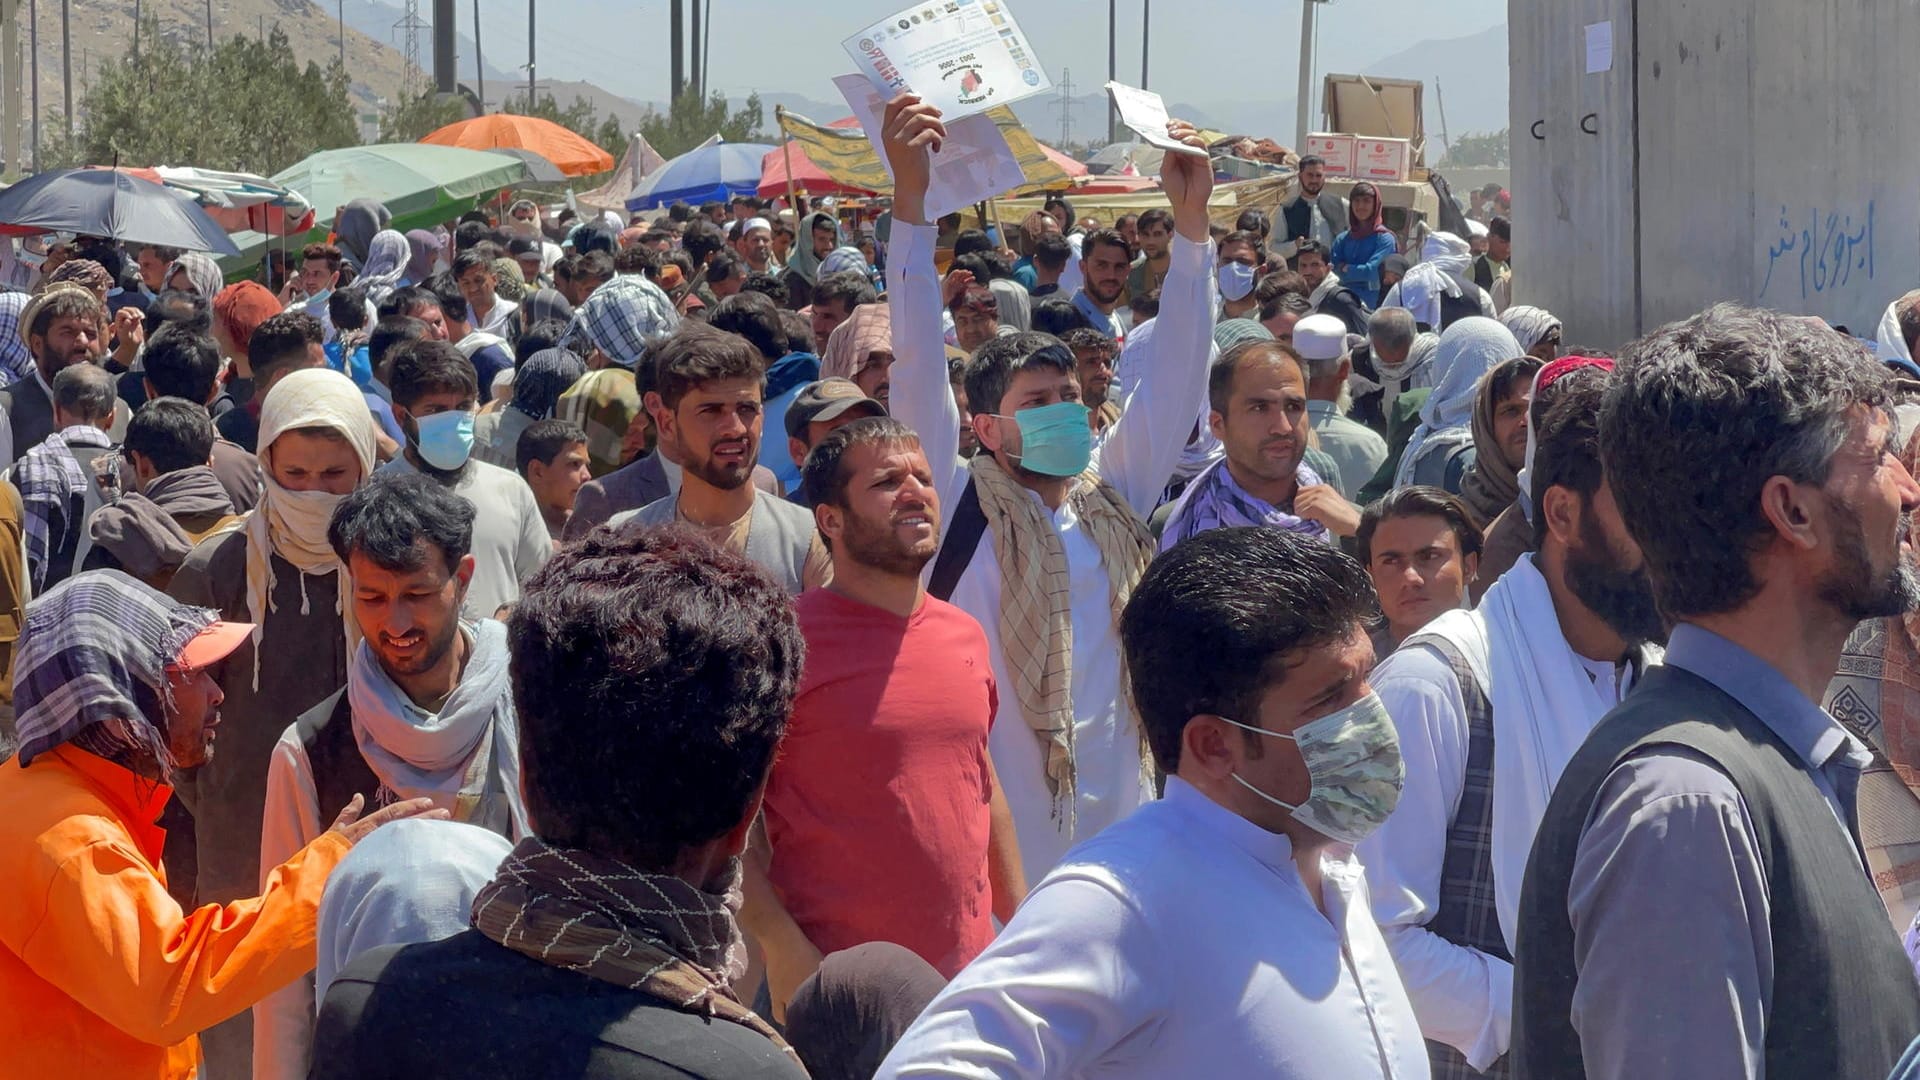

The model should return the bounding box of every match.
[1513,304,1920,1079]
[611,325,828,594]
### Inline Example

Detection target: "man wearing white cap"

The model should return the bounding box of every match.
[737,217,777,276]
[1296,313,1387,502]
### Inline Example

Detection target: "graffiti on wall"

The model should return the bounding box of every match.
[1760,201,1876,303]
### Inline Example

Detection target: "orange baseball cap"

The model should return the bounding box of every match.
[170,620,255,672]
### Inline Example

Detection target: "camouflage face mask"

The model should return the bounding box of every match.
[1218,690,1405,845]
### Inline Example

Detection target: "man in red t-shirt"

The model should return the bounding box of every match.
[745,415,1026,1018]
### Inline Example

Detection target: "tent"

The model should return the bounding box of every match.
[577,133,668,215]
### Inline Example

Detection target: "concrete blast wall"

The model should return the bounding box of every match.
[1509,1,1920,347]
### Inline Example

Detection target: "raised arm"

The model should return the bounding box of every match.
[880,95,968,525]
[1094,122,1218,513]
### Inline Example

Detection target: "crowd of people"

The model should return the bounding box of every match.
[4,90,1920,1080]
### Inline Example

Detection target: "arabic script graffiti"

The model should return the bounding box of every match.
[1760,201,1876,301]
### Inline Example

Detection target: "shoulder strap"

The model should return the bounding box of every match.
[929,477,986,603]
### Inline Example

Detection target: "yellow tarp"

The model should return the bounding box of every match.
[777,106,1072,200]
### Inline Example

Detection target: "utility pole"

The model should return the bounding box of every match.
[1053,66,1074,148]
[132,0,138,57]
[524,0,532,109]
[1434,77,1451,160]
[2,0,19,177]
[29,0,37,172]
[1296,0,1322,150]
[700,0,710,98]
[58,0,68,140]
[1105,0,1115,142]
[471,0,482,111]
[1140,0,1149,88]
[687,0,699,105]
[668,0,683,106]
[204,0,211,48]
[337,0,345,67]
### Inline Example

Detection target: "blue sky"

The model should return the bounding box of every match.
[461,0,1507,123]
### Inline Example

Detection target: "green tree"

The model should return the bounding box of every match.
[638,91,765,159]
[378,92,468,144]
[1443,127,1510,167]
[42,19,358,175]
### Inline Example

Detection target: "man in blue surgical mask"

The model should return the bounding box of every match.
[880,91,1220,884]
[379,339,550,621]
[1217,229,1265,321]
[879,528,1426,1079]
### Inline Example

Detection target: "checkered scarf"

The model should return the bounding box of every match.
[968,454,1157,827]
[570,275,679,369]
[17,426,111,592]
[471,837,799,1065]
[0,292,34,384]
[12,569,216,769]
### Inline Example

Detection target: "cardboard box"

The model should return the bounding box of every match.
[1352,136,1412,182]
[1303,132,1356,176]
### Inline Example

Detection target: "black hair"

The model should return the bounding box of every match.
[572,225,617,257]
[515,319,572,364]
[613,245,660,277]
[450,245,499,281]
[328,470,475,572]
[125,396,216,474]
[682,222,726,265]
[1298,154,1326,170]
[1292,238,1327,262]
[1219,229,1266,264]
[654,324,770,409]
[388,338,479,409]
[1031,297,1094,338]
[1033,233,1072,272]
[328,286,368,334]
[708,290,787,361]
[1122,527,1377,772]
[707,251,744,284]
[1043,195,1075,222]
[516,418,588,476]
[1531,366,1610,549]
[142,290,209,340]
[1209,340,1303,414]
[1137,208,1174,235]
[667,202,693,223]
[1235,208,1272,240]
[453,220,491,253]
[1489,216,1511,242]
[1357,485,1484,566]
[741,271,789,308]
[507,524,803,869]
[953,229,994,258]
[427,272,470,324]
[1600,304,1893,618]
[247,311,324,384]
[963,331,1073,419]
[800,415,921,513]
[142,325,223,404]
[369,316,429,378]
[1128,288,1160,321]
[377,284,439,323]
[812,272,877,313]
[1081,227,1133,264]
[574,250,615,284]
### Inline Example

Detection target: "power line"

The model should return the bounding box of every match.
[1053,66,1074,148]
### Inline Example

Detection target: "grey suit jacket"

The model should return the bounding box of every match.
[564,451,779,541]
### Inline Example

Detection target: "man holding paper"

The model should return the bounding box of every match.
[880,91,1219,883]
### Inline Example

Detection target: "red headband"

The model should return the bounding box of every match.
[1539,355,1614,390]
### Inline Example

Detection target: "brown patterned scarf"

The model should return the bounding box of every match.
[471,837,802,1066]
[967,453,1156,828]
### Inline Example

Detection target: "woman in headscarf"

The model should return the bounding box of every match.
[475,347,585,469]
[1391,315,1522,492]
[1458,354,1544,527]
[403,229,443,287]
[333,199,391,271]
[354,230,410,307]
[164,252,226,300]
[1328,181,1399,308]
[782,210,841,309]
[820,302,893,405]
[1499,304,1563,362]
[168,369,377,916]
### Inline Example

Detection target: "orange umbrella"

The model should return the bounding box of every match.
[420,114,615,178]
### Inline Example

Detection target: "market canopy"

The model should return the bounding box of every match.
[757,136,879,200]
[774,106,1077,200]
[421,114,616,178]
[625,140,777,211]
[271,143,531,237]
[578,132,667,215]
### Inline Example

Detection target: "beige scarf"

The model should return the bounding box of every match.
[968,454,1156,826]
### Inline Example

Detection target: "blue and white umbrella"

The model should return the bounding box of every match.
[625,139,778,212]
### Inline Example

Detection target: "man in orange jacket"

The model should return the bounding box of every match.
[0,569,443,1079]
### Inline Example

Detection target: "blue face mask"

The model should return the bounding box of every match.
[993,401,1093,478]
[1218,261,1256,301]
[410,408,475,471]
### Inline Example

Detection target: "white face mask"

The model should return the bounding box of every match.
[1216,691,1404,844]
[1218,261,1256,302]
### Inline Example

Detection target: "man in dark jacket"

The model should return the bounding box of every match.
[311,525,810,1079]
[1277,155,1346,261]
[84,397,237,589]
[1513,305,1920,1079]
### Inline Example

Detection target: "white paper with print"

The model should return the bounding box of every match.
[1105,80,1207,160]
[834,73,1025,222]
[843,0,1052,121]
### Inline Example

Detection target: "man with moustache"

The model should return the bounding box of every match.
[1357,367,1665,1080]
[1514,306,1920,1079]
[253,472,527,1080]
[611,325,829,594]
[745,416,1025,1015]
[1070,228,1132,342]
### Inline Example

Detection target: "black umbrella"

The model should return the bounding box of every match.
[0,168,241,255]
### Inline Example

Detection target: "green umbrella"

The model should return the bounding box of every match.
[218,143,531,277]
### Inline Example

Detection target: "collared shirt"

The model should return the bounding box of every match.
[1071,287,1127,343]
[470,295,519,338]
[1306,400,1389,502]
[1565,623,1875,1080]
[877,777,1429,1078]
[887,218,1216,882]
